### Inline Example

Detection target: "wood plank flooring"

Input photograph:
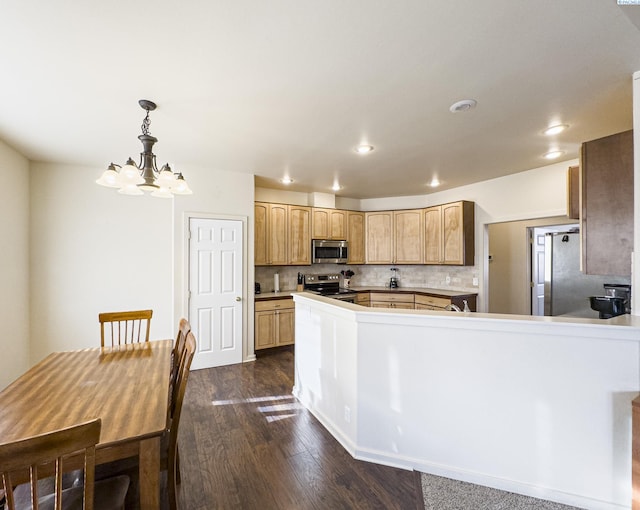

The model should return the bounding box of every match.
[176,346,423,510]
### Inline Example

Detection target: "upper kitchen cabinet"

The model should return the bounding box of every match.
[365,209,423,264]
[255,202,288,266]
[347,211,365,264]
[255,202,311,266]
[311,208,348,240]
[366,211,393,263]
[424,201,475,266]
[394,209,423,264]
[581,130,633,276]
[288,205,312,265]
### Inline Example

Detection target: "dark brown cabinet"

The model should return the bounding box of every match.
[580,130,634,276]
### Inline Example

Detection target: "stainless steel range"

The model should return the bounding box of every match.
[303,273,357,303]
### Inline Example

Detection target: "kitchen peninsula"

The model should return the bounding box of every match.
[292,292,640,510]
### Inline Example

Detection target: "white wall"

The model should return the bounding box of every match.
[0,139,30,388]
[172,165,255,361]
[294,295,640,510]
[29,163,174,363]
[26,162,257,367]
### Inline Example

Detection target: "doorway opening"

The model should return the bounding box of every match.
[487,216,575,315]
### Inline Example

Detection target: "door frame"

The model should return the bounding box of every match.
[181,211,255,363]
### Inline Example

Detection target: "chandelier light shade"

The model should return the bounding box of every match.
[96,99,192,197]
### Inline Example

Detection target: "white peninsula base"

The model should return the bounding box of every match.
[292,293,640,510]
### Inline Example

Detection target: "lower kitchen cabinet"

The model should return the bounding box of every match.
[255,299,294,350]
[414,294,450,310]
[369,292,415,309]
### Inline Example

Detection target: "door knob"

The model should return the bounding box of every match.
[236,296,242,302]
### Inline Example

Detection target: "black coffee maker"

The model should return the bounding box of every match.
[255,282,261,294]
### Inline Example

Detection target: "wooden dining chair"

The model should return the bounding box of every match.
[0,418,129,510]
[98,309,153,347]
[170,318,192,403]
[166,331,196,510]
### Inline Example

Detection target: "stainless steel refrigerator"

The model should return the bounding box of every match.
[543,231,628,318]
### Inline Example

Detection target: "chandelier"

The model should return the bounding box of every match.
[96,99,192,197]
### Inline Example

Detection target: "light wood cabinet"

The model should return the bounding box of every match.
[365,209,423,264]
[355,291,370,306]
[365,211,393,263]
[581,130,633,276]
[255,202,311,266]
[288,205,311,265]
[312,208,348,240]
[414,294,450,311]
[255,202,288,266]
[255,299,295,350]
[394,209,423,264]
[369,292,415,309]
[347,211,365,264]
[424,201,474,265]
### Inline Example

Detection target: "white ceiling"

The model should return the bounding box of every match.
[1,1,639,199]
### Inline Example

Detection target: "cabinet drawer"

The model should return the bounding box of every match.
[255,299,294,312]
[356,292,370,305]
[370,292,414,304]
[414,294,450,308]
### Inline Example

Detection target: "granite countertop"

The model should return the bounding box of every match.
[348,286,477,297]
[255,291,298,300]
[255,287,477,301]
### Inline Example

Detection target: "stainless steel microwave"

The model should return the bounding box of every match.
[312,239,348,264]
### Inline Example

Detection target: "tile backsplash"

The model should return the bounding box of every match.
[255,264,479,293]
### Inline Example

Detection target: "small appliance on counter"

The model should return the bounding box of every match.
[389,267,399,288]
[589,283,631,319]
[255,282,261,294]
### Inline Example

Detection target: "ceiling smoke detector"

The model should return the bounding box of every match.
[449,99,477,113]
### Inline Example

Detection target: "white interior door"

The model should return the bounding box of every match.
[530,227,550,316]
[189,218,243,369]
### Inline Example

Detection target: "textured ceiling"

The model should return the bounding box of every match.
[0,1,639,199]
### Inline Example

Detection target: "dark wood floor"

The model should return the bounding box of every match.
[176,346,424,510]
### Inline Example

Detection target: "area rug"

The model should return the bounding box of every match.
[421,472,582,510]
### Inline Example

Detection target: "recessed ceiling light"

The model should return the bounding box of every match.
[429,178,440,187]
[280,177,294,184]
[543,150,565,160]
[332,183,342,191]
[355,144,374,154]
[449,99,477,113]
[543,124,569,136]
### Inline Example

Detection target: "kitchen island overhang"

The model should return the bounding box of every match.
[292,292,640,510]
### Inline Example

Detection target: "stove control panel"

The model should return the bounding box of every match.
[303,274,340,283]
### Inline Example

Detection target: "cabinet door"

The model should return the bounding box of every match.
[366,211,393,264]
[276,309,295,346]
[311,208,330,239]
[424,206,442,264]
[330,210,348,239]
[442,201,474,265]
[581,130,633,276]
[347,212,365,264]
[255,203,269,266]
[442,202,464,265]
[394,210,423,264]
[288,205,311,265]
[269,204,288,266]
[255,311,276,350]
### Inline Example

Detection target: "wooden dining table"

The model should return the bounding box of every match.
[0,339,173,510]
